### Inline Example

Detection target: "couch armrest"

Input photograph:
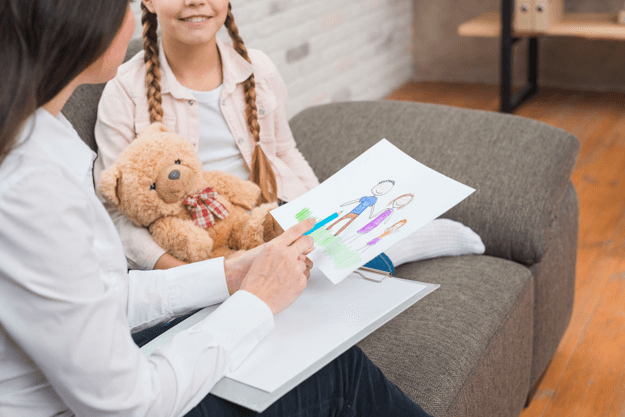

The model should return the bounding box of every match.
[289,101,580,266]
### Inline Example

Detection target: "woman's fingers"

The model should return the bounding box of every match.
[291,235,315,255]
[299,256,313,279]
[303,258,312,279]
[279,218,316,246]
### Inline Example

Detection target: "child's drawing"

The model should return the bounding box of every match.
[268,139,476,284]
[357,219,408,253]
[326,180,395,236]
[343,193,415,246]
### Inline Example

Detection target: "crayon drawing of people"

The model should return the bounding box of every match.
[326,180,395,236]
[358,219,408,253]
[343,193,414,245]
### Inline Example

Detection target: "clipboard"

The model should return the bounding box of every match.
[140,269,438,412]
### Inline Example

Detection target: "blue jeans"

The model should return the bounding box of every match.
[185,345,431,417]
[134,323,430,416]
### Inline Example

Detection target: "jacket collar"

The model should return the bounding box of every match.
[217,37,253,95]
[159,37,253,99]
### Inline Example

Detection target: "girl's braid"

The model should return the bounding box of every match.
[225,3,278,203]
[141,3,164,124]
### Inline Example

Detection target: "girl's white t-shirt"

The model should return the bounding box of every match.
[190,85,251,180]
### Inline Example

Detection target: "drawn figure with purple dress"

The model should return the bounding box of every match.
[326,180,395,236]
[342,193,414,245]
[357,219,408,253]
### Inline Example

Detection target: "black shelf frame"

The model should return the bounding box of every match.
[500,0,539,113]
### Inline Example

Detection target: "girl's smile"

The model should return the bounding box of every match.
[179,14,212,24]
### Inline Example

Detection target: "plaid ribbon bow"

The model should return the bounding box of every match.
[183,187,229,229]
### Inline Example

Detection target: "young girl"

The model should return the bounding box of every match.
[95,0,484,274]
[0,1,431,415]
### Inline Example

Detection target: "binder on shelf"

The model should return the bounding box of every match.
[618,2,625,25]
[534,0,563,32]
[514,0,536,32]
[514,0,563,32]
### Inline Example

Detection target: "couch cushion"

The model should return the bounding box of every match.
[358,255,533,416]
[289,101,579,267]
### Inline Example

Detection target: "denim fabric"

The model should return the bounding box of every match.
[363,252,395,275]
[131,311,198,347]
[185,345,431,417]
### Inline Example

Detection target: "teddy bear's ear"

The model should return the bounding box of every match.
[138,122,169,138]
[97,166,122,207]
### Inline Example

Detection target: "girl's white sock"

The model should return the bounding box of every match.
[385,218,485,267]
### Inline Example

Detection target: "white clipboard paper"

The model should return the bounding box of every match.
[141,268,438,412]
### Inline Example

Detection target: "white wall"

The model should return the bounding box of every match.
[131,0,413,118]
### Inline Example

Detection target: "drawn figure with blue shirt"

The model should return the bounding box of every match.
[326,180,395,236]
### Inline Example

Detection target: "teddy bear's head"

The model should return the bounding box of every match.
[98,123,204,227]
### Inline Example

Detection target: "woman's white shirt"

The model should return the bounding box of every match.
[0,109,274,416]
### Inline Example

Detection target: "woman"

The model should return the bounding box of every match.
[0,1,431,416]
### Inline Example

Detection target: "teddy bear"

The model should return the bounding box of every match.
[97,123,283,263]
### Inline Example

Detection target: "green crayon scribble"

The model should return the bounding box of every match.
[296,208,314,222]
[295,210,361,269]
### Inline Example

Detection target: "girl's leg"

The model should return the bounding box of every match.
[186,346,431,417]
[384,218,485,267]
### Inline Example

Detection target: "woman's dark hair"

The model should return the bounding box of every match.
[0,0,131,164]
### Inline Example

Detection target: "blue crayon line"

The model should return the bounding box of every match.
[304,211,342,235]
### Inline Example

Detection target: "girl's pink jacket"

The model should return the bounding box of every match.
[94,38,319,269]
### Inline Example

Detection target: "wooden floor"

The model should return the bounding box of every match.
[388,82,625,417]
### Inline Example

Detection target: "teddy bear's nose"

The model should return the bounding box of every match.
[168,170,180,180]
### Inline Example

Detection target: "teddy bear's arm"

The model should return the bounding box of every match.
[203,171,261,210]
[149,217,214,263]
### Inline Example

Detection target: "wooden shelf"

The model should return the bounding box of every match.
[458,12,625,40]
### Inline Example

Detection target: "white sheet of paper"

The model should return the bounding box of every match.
[225,268,430,392]
[271,139,475,284]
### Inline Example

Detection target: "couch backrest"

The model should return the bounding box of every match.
[62,38,143,152]
[289,101,580,266]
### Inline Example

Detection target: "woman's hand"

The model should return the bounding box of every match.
[223,245,266,295]
[239,218,316,315]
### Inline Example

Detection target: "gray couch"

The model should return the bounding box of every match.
[63,42,578,417]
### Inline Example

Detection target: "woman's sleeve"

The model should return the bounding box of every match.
[94,77,166,269]
[127,260,231,332]
[268,65,320,192]
[0,172,273,416]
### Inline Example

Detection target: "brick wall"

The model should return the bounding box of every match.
[130,0,413,118]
